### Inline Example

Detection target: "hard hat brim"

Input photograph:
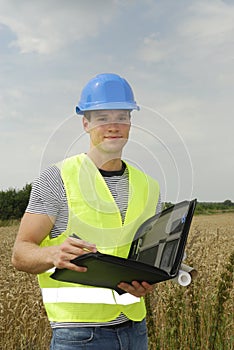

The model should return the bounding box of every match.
[76,102,140,115]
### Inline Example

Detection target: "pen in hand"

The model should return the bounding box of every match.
[69,233,97,254]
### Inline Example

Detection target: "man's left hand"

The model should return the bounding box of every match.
[117,281,154,297]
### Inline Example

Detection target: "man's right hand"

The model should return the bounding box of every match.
[12,213,97,274]
[52,236,97,272]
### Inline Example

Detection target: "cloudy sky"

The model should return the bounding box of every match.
[0,0,233,202]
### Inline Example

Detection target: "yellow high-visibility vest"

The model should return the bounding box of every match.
[38,154,160,323]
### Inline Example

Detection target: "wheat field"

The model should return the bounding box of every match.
[0,214,233,350]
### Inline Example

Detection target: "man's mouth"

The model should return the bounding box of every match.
[104,136,122,139]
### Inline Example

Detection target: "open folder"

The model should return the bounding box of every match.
[51,199,197,294]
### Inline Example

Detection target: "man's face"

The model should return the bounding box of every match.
[83,110,131,155]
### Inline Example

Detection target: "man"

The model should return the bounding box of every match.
[12,73,161,349]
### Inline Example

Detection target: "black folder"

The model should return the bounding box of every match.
[50,199,197,294]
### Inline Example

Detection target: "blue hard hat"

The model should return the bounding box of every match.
[76,73,140,115]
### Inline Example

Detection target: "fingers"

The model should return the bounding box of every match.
[63,237,97,256]
[117,281,154,297]
[60,261,88,273]
[53,237,97,272]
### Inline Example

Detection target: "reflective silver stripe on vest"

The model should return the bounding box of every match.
[41,287,140,305]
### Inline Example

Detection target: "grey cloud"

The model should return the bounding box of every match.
[0,0,119,54]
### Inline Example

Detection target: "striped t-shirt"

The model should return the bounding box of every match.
[27,161,161,328]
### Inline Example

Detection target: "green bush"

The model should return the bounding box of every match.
[0,184,32,221]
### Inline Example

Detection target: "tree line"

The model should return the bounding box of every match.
[164,199,234,214]
[0,184,233,223]
[194,199,234,214]
[0,184,32,221]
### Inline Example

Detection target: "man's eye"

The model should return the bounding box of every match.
[97,118,107,122]
[119,116,129,122]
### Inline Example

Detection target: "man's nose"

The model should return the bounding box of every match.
[107,122,120,130]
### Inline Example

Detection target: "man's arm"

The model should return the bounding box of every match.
[11,212,97,274]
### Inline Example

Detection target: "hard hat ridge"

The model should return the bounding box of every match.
[76,73,140,115]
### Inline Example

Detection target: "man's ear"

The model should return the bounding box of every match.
[82,116,90,133]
